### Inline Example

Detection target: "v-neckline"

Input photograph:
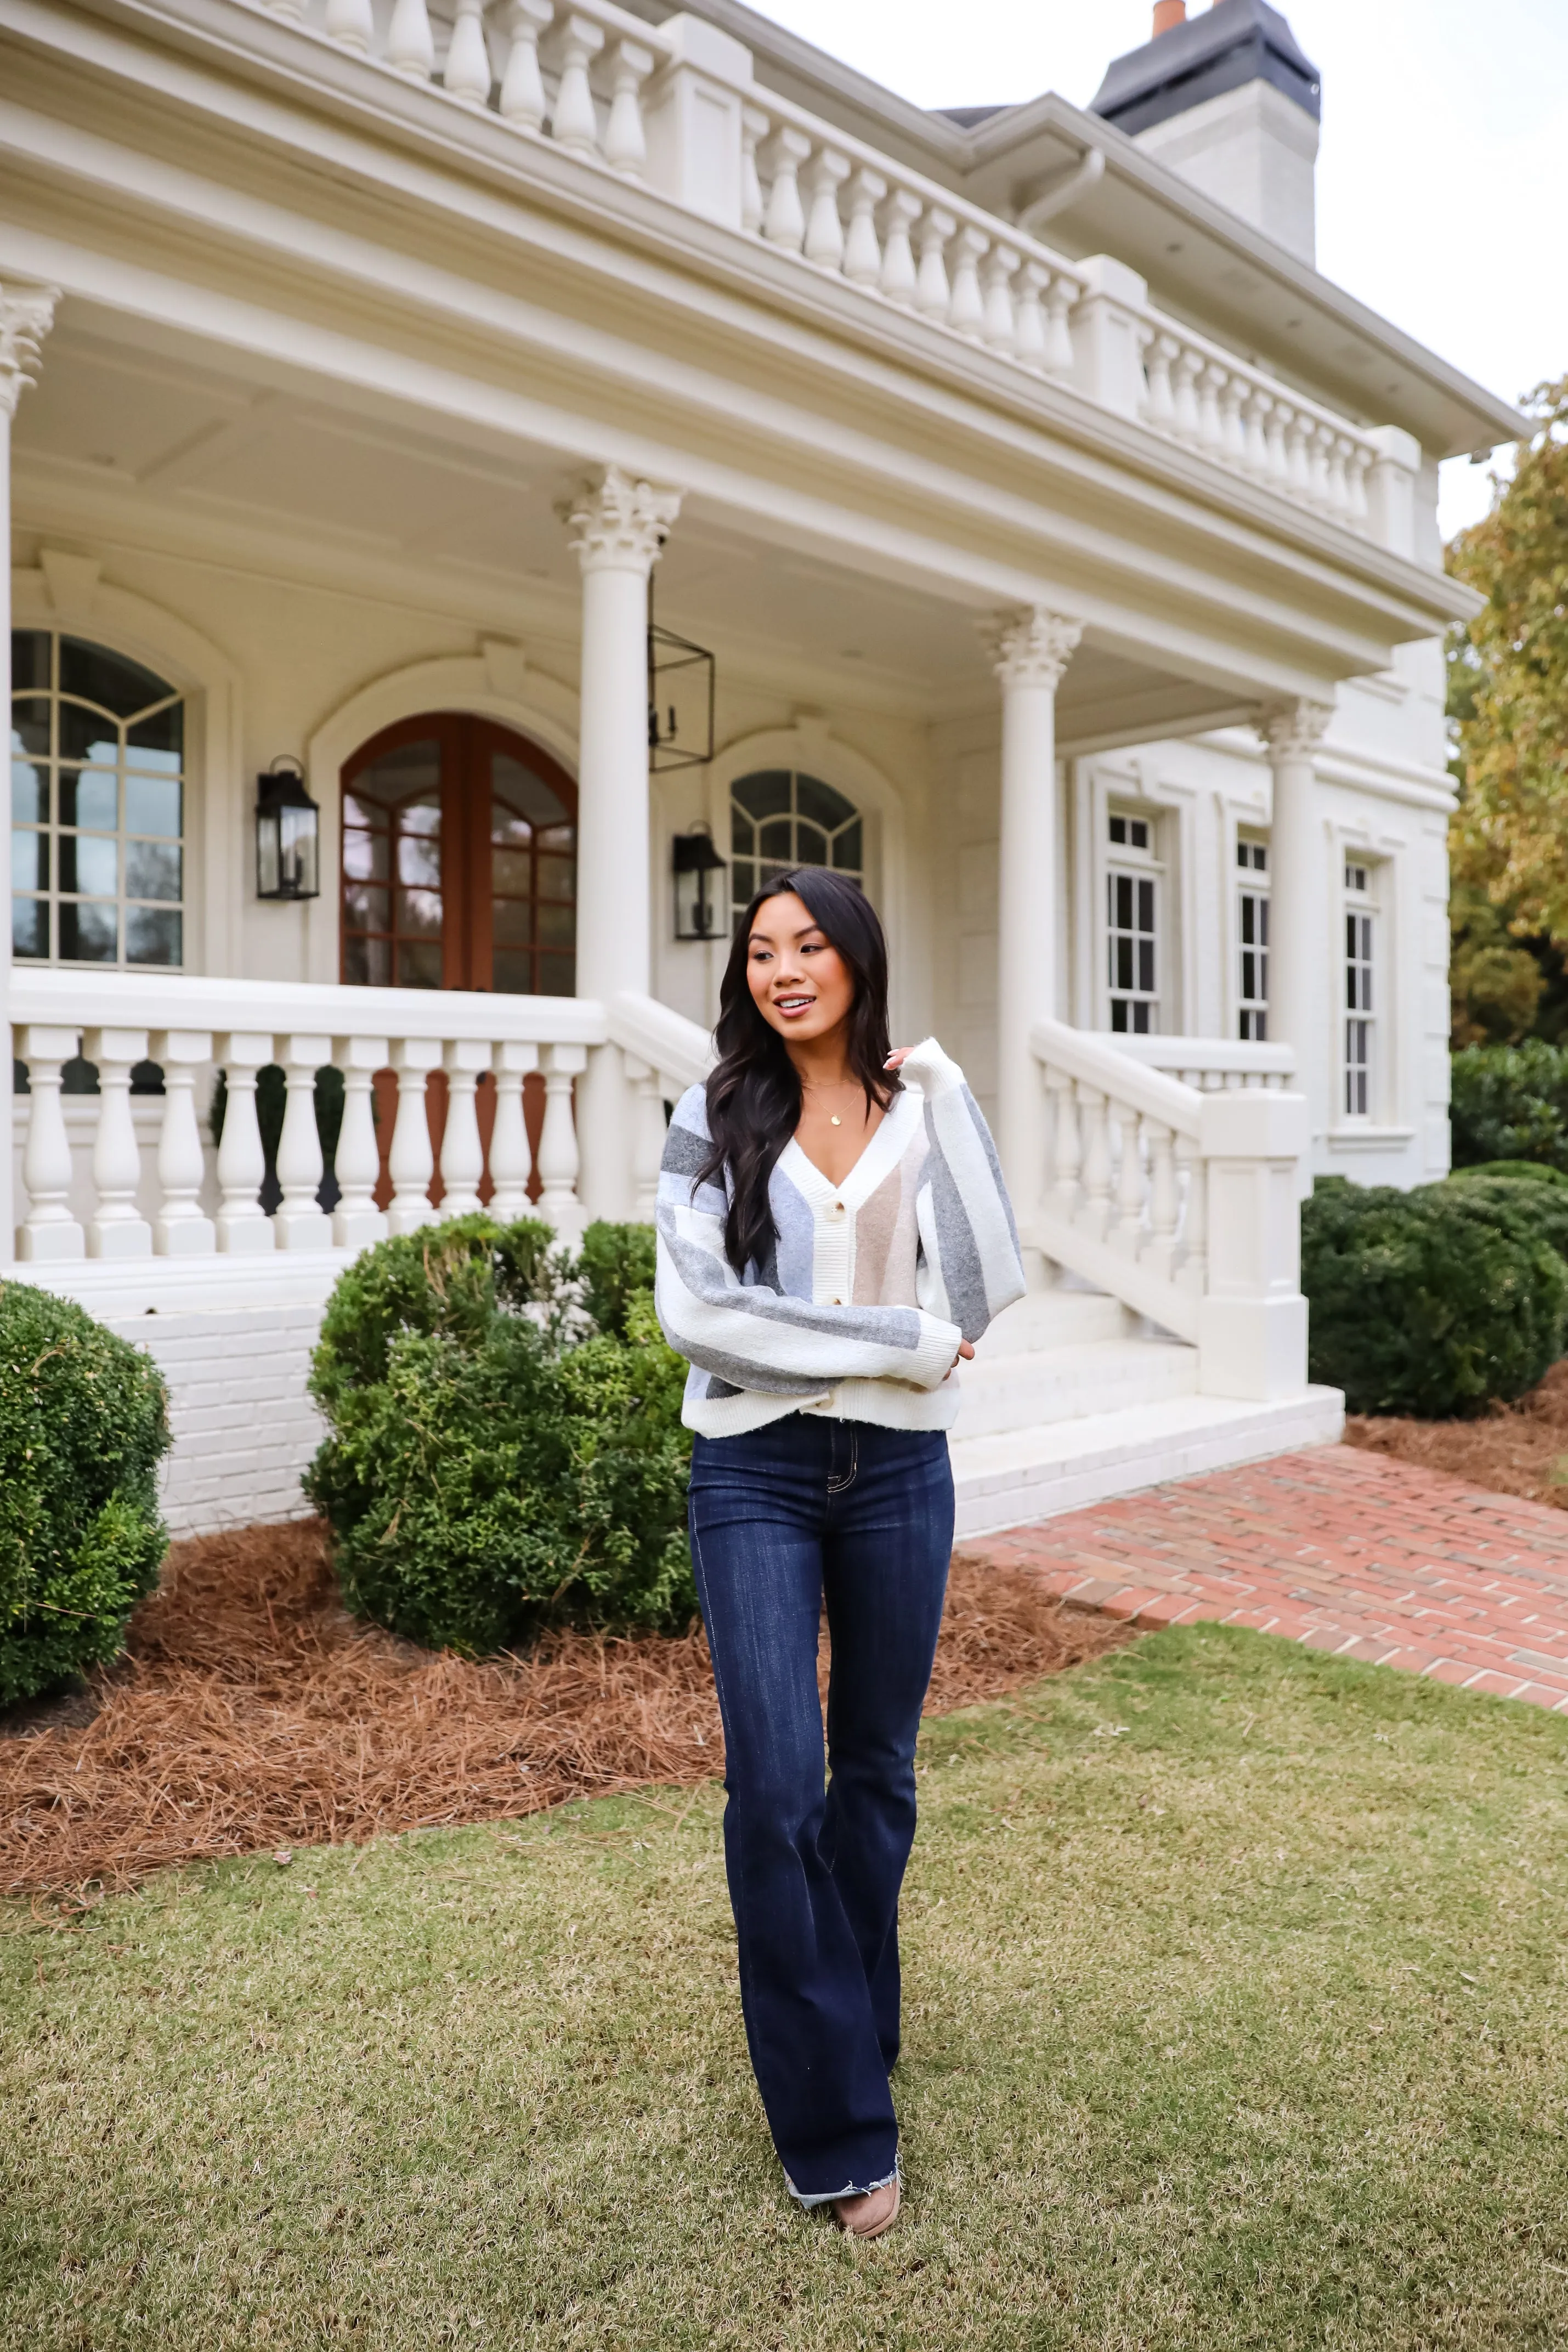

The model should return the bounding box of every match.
[784,1092,912,1201]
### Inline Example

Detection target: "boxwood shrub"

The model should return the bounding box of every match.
[1,1282,171,1707]
[304,1216,693,1654]
[1451,1040,1568,1173]
[1303,1178,1568,1418]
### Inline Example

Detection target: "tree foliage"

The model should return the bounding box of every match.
[1447,376,1568,1045]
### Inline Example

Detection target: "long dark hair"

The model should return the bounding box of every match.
[697,867,898,1276]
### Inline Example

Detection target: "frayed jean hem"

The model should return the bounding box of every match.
[785,2161,899,2212]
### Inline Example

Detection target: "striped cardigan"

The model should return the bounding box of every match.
[654,1038,1026,1439]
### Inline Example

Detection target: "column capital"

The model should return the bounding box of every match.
[1258,698,1333,760]
[559,462,682,575]
[982,605,1083,690]
[0,282,60,420]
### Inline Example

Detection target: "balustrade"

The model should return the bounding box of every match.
[7,973,713,1267]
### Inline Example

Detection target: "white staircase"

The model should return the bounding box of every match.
[949,1282,1340,1540]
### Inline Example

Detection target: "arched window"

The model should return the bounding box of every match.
[729,770,863,918]
[342,714,576,995]
[10,631,185,968]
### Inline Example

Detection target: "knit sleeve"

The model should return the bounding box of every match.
[902,1039,1027,1343]
[654,1085,962,1395]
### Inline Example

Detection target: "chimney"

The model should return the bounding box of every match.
[1090,0,1322,267]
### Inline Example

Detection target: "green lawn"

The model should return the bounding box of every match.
[6,1625,1568,2350]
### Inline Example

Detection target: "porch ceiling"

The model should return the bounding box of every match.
[13,306,1292,740]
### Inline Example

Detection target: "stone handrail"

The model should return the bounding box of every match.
[1029,1016,1309,1398]
[1082,1031,1295,1091]
[7,970,711,1264]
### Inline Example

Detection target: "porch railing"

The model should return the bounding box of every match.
[1031,1016,1309,1401]
[230,0,1416,552]
[7,969,711,1265]
[1082,1032,1295,1091]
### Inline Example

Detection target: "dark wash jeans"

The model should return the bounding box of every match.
[687,1414,954,2204]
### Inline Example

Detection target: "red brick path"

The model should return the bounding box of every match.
[964,1446,1568,1712]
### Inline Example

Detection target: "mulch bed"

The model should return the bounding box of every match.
[0,1522,1125,1903]
[1343,1358,1568,1512]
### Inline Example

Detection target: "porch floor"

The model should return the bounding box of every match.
[962,1445,1568,1713]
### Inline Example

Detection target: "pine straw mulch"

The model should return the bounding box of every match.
[0,1520,1125,1904]
[1341,1357,1568,1511]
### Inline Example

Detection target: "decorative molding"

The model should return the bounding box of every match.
[0,283,59,420]
[1258,699,1333,761]
[559,464,682,575]
[983,606,1083,691]
[38,547,103,619]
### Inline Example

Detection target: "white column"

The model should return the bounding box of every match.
[488,1041,537,1222]
[332,1035,389,1252]
[986,606,1082,1250]
[439,1037,488,1218]
[274,1035,333,1250]
[17,1024,84,1261]
[214,1033,276,1253]
[1259,701,1333,1174]
[388,1038,441,1234]
[536,1042,587,1242]
[84,1027,152,1259]
[0,284,60,1264]
[151,1029,217,1256]
[561,464,682,1222]
[624,1053,665,1222]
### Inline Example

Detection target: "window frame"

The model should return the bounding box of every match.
[728,767,864,932]
[1236,831,1270,1043]
[1342,855,1379,1121]
[1104,805,1164,1035]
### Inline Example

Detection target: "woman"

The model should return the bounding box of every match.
[655,866,1026,2237]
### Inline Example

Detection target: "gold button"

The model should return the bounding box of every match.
[831,1297,842,1305]
[834,1202,845,1214]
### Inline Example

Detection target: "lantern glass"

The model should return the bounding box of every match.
[256,767,321,901]
[672,826,728,941]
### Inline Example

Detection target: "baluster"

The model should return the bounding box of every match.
[261,0,304,19]
[536,1043,586,1242]
[499,0,552,129]
[17,1024,84,1261]
[1346,446,1372,532]
[1012,261,1048,370]
[274,1036,332,1250]
[1311,422,1337,509]
[1197,363,1226,454]
[739,105,768,235]
[440,1039,488,1218]
[1326,434,1352,519]
[151,1029,216,1256]
[1285,412,1314,498]
[84,1027,152,1261]
[1043,275,1075,376]
[1179,1137,1208,1293]
[877,188,920,304]
[623,1055,665,1222]
[913,205,955,319]
[1220,376,1248,466]
[980,246,1017,353]
[802,148,850,270]
[1145,1121,1180,1279]
[761,126,811,250]
[333,1036,389,1252]
[386,0,436,82]
[1239,387,1270,476]
[214,1033,275,1254]
[1144,332,1177,427]
[1077,1083,1112,1242]
[387,1039,440,1235]
[1264,402,1291,489]
[947,225,987,337]
[488,1041,538,1220]
[603,38,654,176]
[443,0,493,105]
[1173,347,1202,442]
[1049,1073,1082,1213]
[1112,1102,1145,1256]
[324,0,375,52]
[842,166,885,286]
[550,13,604,156]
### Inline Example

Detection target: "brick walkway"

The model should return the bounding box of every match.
[963,1446,1568,1712]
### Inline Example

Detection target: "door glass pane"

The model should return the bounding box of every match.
[490,747,575,995]
[342,741,443,988]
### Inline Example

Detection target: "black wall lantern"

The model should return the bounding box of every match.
[647,577,715,773]
[256,756,321,901]
[672,822,729,941]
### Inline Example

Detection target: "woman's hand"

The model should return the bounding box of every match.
[945,1339,976,1379]
[884,1047,912,1071]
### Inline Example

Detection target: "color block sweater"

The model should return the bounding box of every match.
[655,1038,1026,1439]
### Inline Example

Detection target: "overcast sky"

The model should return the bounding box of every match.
[750,0,1568,542]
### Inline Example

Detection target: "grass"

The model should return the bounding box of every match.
[5,1624,1568,2350]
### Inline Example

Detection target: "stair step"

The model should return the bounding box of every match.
[975,1288,1129,1354]
[949,1386,1346,1540]
[956,1336,1197,1437]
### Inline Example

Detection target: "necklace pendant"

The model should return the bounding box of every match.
[830,1114,842,1127]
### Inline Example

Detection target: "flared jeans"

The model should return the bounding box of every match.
[687,1414,954,2204]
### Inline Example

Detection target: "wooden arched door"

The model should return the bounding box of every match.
[340,713,577,995]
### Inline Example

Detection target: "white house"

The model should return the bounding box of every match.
[0,0,1518,1537]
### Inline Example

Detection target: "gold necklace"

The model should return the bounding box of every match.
[802,1078,856,1129]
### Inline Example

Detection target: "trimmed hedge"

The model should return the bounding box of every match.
[1303,1178,1568,1418]
[1,1283,171,1708]
[305,1217,694,1655]
[1451,1041,1568,1173]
